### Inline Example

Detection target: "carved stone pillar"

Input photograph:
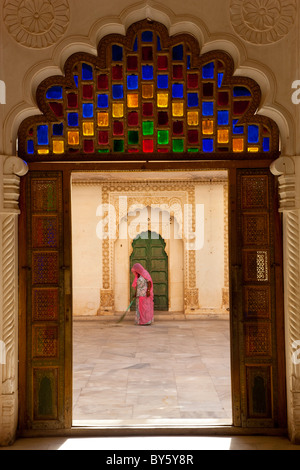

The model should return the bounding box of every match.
[0,156,28,446]
[270,156,300,443]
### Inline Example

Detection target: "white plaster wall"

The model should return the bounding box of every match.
[195,183,226,311]
[71,183,102,316]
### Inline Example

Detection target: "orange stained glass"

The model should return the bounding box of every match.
[142,84,153,99]
[53,140,64,154]
[83,122,94,136]
[113,103,124,118]
[248,147,259,153]
[202,120,214,135]
[187,111,198,126]
[233,138,244,152]
[37,149,49,155]
[217,129,229,144]
[97,112,109,127]
[127,93,139,108]
[172,102,183,117]
[68,131,80,145]
[157,93,168,108]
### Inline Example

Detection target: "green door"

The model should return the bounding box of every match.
[130,231,168,311]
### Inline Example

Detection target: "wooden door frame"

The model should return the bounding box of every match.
[18,158,287,435]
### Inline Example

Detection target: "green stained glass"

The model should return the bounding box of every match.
[188,148,199,152]
[128,130,139,145]
[158,130,169,145]
[98,149,110,153]
[113,140,124,152]
[173,139,184,152]
[142,121,154,136]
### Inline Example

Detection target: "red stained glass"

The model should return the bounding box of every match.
[142,47,153,61]
[83,140,94,153]
[187,73,198,88]
[49,102,63,117]
[173,65,183,79]
[233,100,250,115]
[98,74,108,90]
[142,102,153,117]
[218,92,229,106]
[113,121,124,135]
[98,131,109,144]
[188,129,199,144]
[203,83,214,97]
[173,121,183,135]
[128,148,139,152]
[82,85,93,100]
[127,56,138,71]
[112,65,123,80]
[158,148,169,152]
[67,93,78,108]
[143,139,153,152]
[157,111,168,126]
[28,128,34,136]
[157,55,168,70]
[128,111,139,126]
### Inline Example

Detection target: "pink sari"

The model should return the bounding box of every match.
[131,263,154,325]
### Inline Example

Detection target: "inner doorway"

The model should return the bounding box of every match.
[71,169,232,426]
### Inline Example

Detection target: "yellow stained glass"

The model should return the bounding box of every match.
[188,111,198,126]
[37,149,49,155]
[53,140,64,154]
[217,129,229,144]
[248,147,259,153]
[172,102,183,116]
[68,131,79,145]
[157,93,168,108]
[202,120,214,135]
[233,138,244,153]
[113,103,124,118]
[127,94,139,108]
[83,122,94,136]
[97,112,109,127]
[142,84,153,99]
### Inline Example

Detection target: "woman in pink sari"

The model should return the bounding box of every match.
[131,263,154,325]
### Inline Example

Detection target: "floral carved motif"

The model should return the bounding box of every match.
[3,0,70,49]
[230,0,297,44]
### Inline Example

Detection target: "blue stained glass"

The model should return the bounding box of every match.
[157,35,161,51]
[187,55,191,70]
[82,63,93,80]
[133,37,138,52]
[172,83,184,98]
[203,139,214,152]
[112,84,124,99]
[218,110,229,125]
[248,125,259,143]
[74,75,78,88]
[112,45,123,61]
[263,137,270,152]
[53,123,63,136]
[46,86,63,100]
[82,103,94,118]
[127,75,138,90]
[188,93,198,107]
[68,113,79,127]
[142,65,153,80]
[233,119,244,134]
[202,62,214,79]
[27,140,34,154]
[142,31,153,42]
[173,45,183,61]
[202,102,214,116]
[37,125,49,145]
[157,75,168,89]
[97,94,109,108]
[233,86,251,97]
[218,72,224,88]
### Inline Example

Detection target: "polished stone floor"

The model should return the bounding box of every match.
[72,319,232,425]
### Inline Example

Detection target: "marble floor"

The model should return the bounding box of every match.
[72,319,232,425]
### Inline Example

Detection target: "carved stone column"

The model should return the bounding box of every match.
[0,156,28,446]
[270,156,300,443]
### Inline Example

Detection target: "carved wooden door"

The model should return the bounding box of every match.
[230,168,286,428]
[19,170,72,430]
